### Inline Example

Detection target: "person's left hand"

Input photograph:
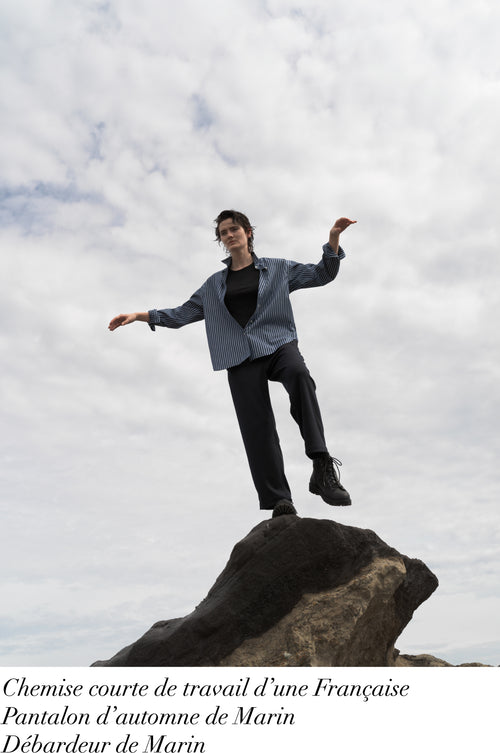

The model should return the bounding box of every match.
[330,217,357,235]
[328,217,356,251]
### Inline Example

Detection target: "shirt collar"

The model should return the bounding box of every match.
[221,252,267,269]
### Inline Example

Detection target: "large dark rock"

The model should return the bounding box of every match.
[93,516,438,667]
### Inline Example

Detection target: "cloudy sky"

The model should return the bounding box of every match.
[1,0,499,667]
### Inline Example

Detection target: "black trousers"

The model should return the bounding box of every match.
[227,340,328,509]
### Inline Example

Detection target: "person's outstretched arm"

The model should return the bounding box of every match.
[327,217,357,255]
[109,285,205,333]
[108,312,150,330]
[288,216,357,292]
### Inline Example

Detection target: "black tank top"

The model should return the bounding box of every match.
[224,263,260,328]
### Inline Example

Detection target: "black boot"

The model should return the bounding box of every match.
[309,455,351,506]
[272,499,298,518]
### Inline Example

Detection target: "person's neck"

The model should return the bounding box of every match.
[230,249,253,271]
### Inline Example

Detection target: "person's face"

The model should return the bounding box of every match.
[218,217,252,254]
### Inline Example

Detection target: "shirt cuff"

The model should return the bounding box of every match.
[148,309,159,331]
[323,243,346,259]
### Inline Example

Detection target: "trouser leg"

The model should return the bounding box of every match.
[227,357,291,510]
[267,341,328,459]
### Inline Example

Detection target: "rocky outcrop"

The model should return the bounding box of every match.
[394,652,452,667]
[394,653,493,667]
[93,516,439,667]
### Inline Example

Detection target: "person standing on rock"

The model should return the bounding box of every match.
[108,210,356,518]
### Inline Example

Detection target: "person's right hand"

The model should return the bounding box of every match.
[108,313,137,331]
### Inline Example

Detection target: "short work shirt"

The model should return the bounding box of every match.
[148,244,346,371]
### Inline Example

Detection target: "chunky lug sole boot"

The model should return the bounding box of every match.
[309,455,352,506]
[272,500,298,517]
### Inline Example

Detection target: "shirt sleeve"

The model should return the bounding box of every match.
[148,286,205,331]
[288,244,346,293]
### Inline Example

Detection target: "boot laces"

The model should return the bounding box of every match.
[325,456,342,487]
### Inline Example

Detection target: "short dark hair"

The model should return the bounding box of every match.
[214,209,255,253]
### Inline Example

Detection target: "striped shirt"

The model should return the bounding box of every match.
[148,243,346,371]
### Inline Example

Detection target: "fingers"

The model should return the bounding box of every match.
[108,314,128,331]
[331,217,357,234]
